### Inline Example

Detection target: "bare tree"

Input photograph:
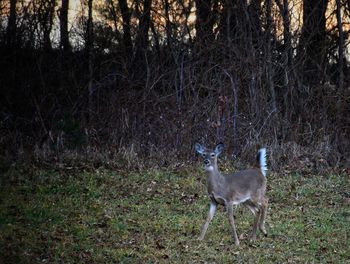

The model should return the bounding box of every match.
[265,0,277,113]
[195,0,217,47]
[275,0,296,125]
[38,0,56,51]
[7,0,17,49]
[297,0,328,85]
[86,0,93,53]
[335,0,344,92]
[59,0,71,52]
[118,0,132,55]
[133,0,152,73]
[1,0,349,172]
[87,0,94,121]
[164,0,173,49]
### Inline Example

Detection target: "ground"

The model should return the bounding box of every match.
[0,165,349,263]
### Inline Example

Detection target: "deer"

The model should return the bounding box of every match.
[194,142,268,245]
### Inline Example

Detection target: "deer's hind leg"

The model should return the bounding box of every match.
[243,200,259,215]
[259,197,268,236]
[247,200,261,241]
[227,202,240,245]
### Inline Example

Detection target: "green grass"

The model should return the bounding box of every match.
[0,166,349,263]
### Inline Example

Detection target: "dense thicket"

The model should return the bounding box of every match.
[0,0,349,171]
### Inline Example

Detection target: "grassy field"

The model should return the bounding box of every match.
[0,165,349,263]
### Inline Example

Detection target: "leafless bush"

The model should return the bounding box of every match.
[1,0,349,173]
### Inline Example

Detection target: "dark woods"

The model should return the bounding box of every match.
[0,0,349,171]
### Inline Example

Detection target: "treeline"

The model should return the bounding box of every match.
[0,0,349,170]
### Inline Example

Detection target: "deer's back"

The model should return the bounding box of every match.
[222,169,266,200]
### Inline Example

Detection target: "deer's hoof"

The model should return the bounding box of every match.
[260,227,267,236]
[249,235,257,242]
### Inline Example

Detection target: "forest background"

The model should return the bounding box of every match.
[0,0,349,172]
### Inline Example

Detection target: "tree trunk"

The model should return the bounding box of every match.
[247,0,263,48]
[265,0,277,113]
[86,0,93,52]
[195,0,215,47]
[60,0,71,52]
[297,0,328,86]
[7,0,17,49]
[118,0,132,55]
[133,0,152,74]
[164,0,173,49]
[335,0,344,93]
[275,0,296,123]
[41,0,56,51]
[87,0,94,122]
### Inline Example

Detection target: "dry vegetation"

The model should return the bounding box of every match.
[1,0,350,171]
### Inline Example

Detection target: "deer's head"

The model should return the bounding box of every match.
[195,143,224,171]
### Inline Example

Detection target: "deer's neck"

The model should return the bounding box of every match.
[205,165,224,194]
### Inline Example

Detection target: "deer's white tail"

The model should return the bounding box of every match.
[258,148,267,177]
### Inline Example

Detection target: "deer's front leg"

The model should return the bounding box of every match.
[198,201,217,240]
[227,203,240,245]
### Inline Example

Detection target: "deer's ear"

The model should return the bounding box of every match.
[195,143,205,154]
[214,143,224,155]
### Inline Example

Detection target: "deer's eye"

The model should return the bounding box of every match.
[210,153,215,158]
[202,153,206,158]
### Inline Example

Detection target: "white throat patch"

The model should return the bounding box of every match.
[205,165,214,172]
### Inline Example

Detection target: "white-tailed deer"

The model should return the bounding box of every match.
[195,143,268,245]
